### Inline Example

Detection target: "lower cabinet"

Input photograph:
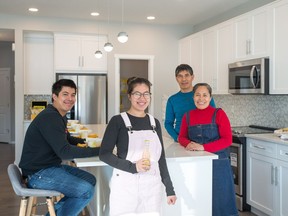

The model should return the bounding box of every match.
[247,138,288,216]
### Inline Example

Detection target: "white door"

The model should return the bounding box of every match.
[0,68,11,143]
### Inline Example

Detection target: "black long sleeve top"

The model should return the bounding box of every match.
[99,113,175,196]
[19,104,99,176]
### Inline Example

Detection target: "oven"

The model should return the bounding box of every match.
[230,125,276,211]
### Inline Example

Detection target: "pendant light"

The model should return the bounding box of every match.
[117,0,128,43]
[95,23,103,59]
[104,0,114,52]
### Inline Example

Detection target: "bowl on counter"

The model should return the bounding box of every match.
[86,138,102,148]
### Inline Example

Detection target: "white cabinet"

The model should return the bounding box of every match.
[269,0,288,94]
[189,32,203,84]
[247,138,288,216]
[179,24,233,94]
[234,7,270,60]
[277,144,288,216]
[216,21,235,94]
[24,32,54,95]
[202,28,217,91]
[54,34,107,72]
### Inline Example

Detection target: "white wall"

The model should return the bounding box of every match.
[0,13,186,163]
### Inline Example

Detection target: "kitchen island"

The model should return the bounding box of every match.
[74,124,218,216]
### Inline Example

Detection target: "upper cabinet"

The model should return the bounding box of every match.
[216,21,235,94]
[269,0,288,94]
[234,7,270,60]
[179,21,234,94]
[24,32,54,95]
[179,0,288,94]
[54,34,107,72]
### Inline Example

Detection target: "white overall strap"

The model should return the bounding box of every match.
[120,112,132,133]
[147,113,156,132]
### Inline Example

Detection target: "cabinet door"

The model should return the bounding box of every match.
[190,33,203,84]
[247,151,276,215]
[24,32,54,94]
[54,35,82,70]
[216,21,234,94]
[234,15,250,59]
[82,36,107,71]
[179,36,191,64]
[270,0,288,94]
[202,28,217,91]
[234,8,269,60]
[277,159,288,216]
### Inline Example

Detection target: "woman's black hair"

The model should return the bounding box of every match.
[193,83,212,96]
[51,79,77,102]
[126,77,152,94]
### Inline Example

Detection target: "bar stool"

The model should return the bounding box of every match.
[7,163,61,216]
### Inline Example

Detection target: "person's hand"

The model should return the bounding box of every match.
[185,141,204,151]
[167,195,177,205]
[135,158,151,172]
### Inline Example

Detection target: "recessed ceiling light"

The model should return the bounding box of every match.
[147,16,155,20]
[28,8,38,12]
[91,12,100,16]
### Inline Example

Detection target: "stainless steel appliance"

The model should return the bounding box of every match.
[228,57,269,94]
[230,125,276,211]
[56,73,107,124]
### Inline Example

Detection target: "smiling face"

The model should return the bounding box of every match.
[176,70,194,92]
[193,85,212,110]
[52,86,76,116]
[128,83,151,115]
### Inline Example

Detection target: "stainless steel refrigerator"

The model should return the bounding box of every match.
[56,73,107,124]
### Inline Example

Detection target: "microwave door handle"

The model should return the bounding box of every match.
[255,67,260,87]
[250,65,256,88]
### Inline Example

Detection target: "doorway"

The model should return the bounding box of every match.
[0,29,15,143]
[115,54,154,115]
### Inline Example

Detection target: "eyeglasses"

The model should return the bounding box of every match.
[131,91,151,99]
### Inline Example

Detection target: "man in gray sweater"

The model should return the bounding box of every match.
[19,79,99,216]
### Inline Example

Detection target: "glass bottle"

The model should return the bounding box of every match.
[142,140,151,167]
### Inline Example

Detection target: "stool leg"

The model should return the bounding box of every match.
[46,197,56,216]
[19,197,28,216]
[26,197,34,216]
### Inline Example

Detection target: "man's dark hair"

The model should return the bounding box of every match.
[52,79,77,102]
[175,64,193,76]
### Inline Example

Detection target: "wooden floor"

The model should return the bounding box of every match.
[0,143,256,216]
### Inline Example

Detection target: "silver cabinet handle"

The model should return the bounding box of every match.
[271,166,274,185]
[82,56,84,67]
[253,145,266,150]
[78,56,81,67]
[246,40,249,55]
[275,167,278,186]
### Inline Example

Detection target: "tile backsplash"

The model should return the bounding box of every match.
[162,94,288,129]
[24,95,51,120]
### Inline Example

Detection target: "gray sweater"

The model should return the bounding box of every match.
[19,104,99,176]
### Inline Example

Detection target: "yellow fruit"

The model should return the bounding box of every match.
[77,143,87,148]
[88,133,98,138]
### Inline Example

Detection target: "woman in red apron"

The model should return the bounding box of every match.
[100,77,177,216]
[178,83,238,216]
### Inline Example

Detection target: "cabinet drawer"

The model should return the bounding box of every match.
[247,138,277,158]
[277,144,288,162]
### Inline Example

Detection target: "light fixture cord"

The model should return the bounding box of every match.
[107,0,110,40]
[121,0,124,29]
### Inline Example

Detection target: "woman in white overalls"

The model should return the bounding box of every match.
[100,77,177,216]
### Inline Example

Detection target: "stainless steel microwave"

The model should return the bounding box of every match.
[228,58,269,94]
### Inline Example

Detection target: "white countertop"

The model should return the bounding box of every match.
[245,133,288,145]
[74,124,218,167]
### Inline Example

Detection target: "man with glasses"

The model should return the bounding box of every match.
[164,64,216,142]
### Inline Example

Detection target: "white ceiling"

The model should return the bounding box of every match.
[0,0,275,41]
